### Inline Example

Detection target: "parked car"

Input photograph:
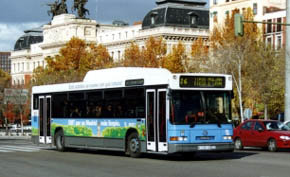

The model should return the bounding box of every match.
[10,124,21,132]
[284,120,290,129]
[233,120,290,152]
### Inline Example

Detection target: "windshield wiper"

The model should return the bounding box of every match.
[217,120,221,128]
[190,122,196,128]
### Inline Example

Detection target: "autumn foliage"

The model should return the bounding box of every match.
[162,42,187,73]
[209,8,284,119]
[121,37,167,68]
[33,37,113,85]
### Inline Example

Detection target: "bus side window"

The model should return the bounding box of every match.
[52,94,68,118]
[69,92,86,118]
[124,88,145,118]
[86,91,103,118]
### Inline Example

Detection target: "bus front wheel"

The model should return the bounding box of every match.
[127,133,142,158]
[55,130,66,152]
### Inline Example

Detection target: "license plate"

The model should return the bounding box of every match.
[198,146,216,150]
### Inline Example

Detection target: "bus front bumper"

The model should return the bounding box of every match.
[168,143,234,153]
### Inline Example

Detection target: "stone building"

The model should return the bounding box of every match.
[209,0,286,31]
[263,8,286,49]
[10,0,210,85]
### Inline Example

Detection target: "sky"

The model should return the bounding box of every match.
[0,0,208,52]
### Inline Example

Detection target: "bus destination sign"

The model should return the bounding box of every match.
[125,79,144,87]
[180,76,225,88]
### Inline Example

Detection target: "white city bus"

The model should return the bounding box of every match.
[31,67,234,157]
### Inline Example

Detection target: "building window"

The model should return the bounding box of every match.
[111,52,114,58]
[253,3,257,15]
[277,18,282,32]
[226,0,229,2]
[213,12,218,23]
[213,0,217,5]
[151,16,155,25]
[151,12,158,26]
[118,51,121,60]
[267,19,272,33]
[266,36,273,47]
[276,35,282,50]
[188,12,198,27]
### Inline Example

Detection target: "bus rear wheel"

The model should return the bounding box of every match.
[127,132,141,158]
[55,130,66,152]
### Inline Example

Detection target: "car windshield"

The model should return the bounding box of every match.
[263,121,290,131]
[170,90,231,125]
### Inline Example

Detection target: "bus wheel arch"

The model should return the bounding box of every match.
[125,128,142,158]
[54,127,66,152]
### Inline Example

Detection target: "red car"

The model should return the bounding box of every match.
[233,120,290,152]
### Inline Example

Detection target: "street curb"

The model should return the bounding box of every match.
[0,133,31,140]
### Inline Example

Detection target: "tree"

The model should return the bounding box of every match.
[162,41,187,73]
[209,8,260,122]
[189,37,209,72]
[0,69,11,130]
[247,45,285,119]
[142,37,167,67]
[121,37,167,68]
[121,42,144,67]
[33,37,113,85]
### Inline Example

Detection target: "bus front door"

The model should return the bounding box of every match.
[146,89,168,152]
[39,96,52,144]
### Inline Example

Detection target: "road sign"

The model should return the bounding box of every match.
[244,108,252,119]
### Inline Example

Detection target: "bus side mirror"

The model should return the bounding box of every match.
[167,89,172,99]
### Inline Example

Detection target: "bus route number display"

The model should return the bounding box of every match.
[180,76,225,88]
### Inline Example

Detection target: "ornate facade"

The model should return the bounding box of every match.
[10,0,209,85]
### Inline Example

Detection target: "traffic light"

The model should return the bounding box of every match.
[234,14,244,37]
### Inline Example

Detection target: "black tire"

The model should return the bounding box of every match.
[234,138,243,150]
[268,139,277,152]
[55,130,65,152]
[127,132,142,158]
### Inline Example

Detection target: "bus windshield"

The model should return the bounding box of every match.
[170,90,231,125]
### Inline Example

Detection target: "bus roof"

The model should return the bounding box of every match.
[83,67,171,83]
[32,67,232,94]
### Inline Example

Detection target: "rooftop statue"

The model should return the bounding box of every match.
[47,0,68,19]
[72,0,90,18]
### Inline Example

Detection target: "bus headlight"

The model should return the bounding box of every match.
[170,136,188,141]
[223,136,232,140]
[280,136,290,140]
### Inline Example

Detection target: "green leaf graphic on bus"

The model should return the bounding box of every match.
[102,124,146,140]
[52,123,93,137]
[32,128,38,136]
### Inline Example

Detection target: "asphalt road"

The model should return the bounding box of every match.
[0,139,289,177]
